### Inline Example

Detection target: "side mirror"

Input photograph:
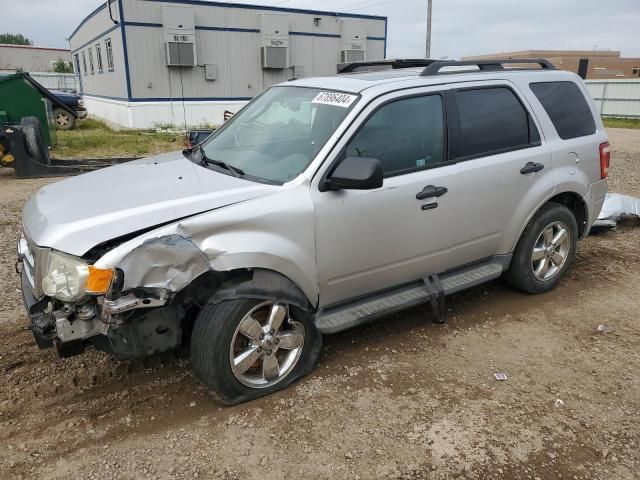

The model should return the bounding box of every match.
[324,156,383,191]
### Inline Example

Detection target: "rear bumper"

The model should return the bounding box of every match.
[586,179,608,234]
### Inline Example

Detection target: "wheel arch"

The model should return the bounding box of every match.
[202,267,315,312]
[509,190,589,254]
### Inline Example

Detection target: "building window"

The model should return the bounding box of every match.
[95,43,103,73]
[82,52,87,76]
[74,54,80,75]
[88,47,95,75]
[633,67,640,77]
[105,38,114,72]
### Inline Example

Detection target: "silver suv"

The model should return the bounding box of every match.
[18,59,609,404]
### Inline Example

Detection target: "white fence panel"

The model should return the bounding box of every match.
[585,79,640,118]
[0,70,79,91]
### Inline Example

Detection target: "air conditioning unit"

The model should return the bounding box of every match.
[262,46,288,69]
[341,20,367,64]
[166,37,196,67]
[341,49,365,63]
[260,14,289,69]
[163,5,197,67]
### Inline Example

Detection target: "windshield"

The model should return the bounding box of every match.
[200,87,359,183]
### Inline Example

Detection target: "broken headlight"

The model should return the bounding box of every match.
[42,251,115,302]
[42,251,90,302]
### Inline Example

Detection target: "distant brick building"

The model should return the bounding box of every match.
[0,44,72,72]
[463,50,640,80]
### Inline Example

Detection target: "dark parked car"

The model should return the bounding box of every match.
[50,90,87,130]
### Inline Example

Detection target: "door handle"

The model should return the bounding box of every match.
[416,185,448,200]
[520,162,545,174]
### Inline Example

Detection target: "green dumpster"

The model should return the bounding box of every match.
[0,72,74,148]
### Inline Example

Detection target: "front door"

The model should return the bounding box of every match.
[312,91,457,307]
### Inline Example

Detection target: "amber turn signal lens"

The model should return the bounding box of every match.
[86,266,114,294]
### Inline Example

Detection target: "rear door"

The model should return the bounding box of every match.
[444,81,555,266]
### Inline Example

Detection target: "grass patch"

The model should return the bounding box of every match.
[52,118,183,159]
[603,117,640,130]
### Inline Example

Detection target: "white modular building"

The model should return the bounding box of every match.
[69,0,387,128]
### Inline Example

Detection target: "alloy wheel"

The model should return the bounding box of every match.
[229,301,305,388]
[531,221,571,281]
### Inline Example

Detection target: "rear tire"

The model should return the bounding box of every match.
[191,298,322,405]
[20,116,50,165]
[505,203,578,294]
[53,108,75,130]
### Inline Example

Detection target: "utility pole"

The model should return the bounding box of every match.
[425,0,433,58]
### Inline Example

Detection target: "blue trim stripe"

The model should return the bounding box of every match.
[71,24,120,54]
[122,22,387,40]
[84,93,253,102]
[290,31,339,39]
[118,0,133,101]
[384,17,388,58]
[196,25,259,33]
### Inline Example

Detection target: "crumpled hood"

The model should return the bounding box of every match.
[23,151,278,255]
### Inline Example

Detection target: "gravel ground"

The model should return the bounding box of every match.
[0,128,639,480]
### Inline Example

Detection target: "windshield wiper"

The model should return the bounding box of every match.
[195,145,244,178]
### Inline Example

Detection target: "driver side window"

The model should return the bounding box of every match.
[345,94,445,177]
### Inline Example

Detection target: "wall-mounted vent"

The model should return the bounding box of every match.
[162,5,197,67]
[260,13,289,69]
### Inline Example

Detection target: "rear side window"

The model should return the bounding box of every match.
[453,87,539,159]
[530,81,596,140]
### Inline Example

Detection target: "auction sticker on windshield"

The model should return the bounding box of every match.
[312,91,358,108]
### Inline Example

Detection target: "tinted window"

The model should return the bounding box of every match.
[345,95,444,176]
[454,87,536,159]
[530,81,596,140]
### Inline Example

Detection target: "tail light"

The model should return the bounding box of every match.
[599,142,611,179]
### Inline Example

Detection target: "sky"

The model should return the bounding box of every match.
[1,0,639,59]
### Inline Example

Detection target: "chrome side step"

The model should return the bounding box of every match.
[315,260,506,334]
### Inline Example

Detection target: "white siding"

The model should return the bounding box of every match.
[69,2,128,99]
[585,80,640,118]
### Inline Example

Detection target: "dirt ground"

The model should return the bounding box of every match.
[0,129,639,480]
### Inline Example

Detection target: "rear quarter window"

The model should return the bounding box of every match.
[530,81,596,140]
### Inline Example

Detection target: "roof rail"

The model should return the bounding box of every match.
[420,58,556,76]
[337,58,437,74]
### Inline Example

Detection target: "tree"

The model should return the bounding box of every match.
[0,33,33,45]
[51,58,74,73]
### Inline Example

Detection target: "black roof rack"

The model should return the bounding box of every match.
[337,58,437,74]
[336,58,556,76]
[420,58,556,76]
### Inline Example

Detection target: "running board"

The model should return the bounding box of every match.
[315,258,509,334]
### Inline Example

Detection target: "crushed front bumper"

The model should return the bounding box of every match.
[20,267,54,349]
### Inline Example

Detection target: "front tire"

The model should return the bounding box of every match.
[505,203,578,294]
[191,298,322,405]
[53,108,75,130]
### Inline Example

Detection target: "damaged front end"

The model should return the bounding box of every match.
[17,231,194,359]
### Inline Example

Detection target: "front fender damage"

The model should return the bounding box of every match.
[118,234,213,293]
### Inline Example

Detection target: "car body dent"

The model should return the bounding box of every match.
[22,151,279,256]
[94,184,320,305]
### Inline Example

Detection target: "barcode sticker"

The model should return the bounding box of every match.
[312,91,358,108]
